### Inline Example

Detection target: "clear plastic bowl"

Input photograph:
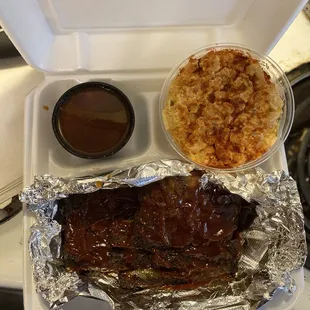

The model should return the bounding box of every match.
[159,43,294,172]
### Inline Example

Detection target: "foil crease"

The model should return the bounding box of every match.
[20,160,307,310]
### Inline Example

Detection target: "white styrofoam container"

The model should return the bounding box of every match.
[0,0,307,309]
[0,0,307,73]
[22,72,303,310]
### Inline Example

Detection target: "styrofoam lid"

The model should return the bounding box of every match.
[0,0,307,73]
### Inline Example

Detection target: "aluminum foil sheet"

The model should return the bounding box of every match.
[20,160,307,310]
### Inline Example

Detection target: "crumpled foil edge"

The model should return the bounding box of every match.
[21,160,307,310]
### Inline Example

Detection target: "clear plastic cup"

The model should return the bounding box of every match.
[159,43,294,172]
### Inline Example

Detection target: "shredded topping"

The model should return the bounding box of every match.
[163,49,283,168]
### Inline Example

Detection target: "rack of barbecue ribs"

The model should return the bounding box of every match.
[59,172,257,290]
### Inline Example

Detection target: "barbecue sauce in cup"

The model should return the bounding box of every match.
[52,82,135,158]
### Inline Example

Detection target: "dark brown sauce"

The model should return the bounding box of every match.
[58,87,132,155]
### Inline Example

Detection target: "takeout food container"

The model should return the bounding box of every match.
[159,44,294,172]
[0,1,308,310]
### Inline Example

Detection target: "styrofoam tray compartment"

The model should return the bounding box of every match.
[28,73,181,179]
[23,74,303,310]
